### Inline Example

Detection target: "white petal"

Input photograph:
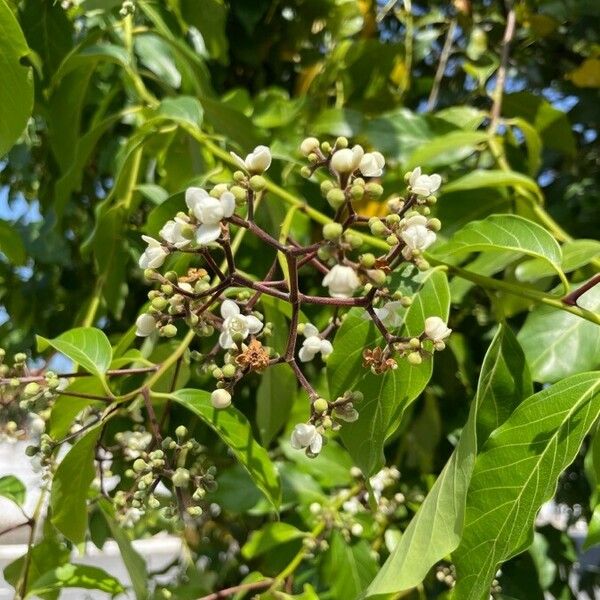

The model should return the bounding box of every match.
[195,223,221,245]
[429,174,442,193]
[230,151,247,171]
[309,433,323,454]
[185,187,208,212]
[303,323,319,338]
[141,235,160,246]
[220,191,236,218]
[245,315,263,334]
[221,299,240,319]
[409,166,421,187]
[299,346,316,362]
[219,331,234,349]
[320,340,333,357]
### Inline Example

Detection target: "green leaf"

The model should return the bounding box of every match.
[256,363,297,446]
[180,0,229,64]
[508,117,542,176]
[0,0,34,157]
[329,269,450,475]
[433,214,565,289]
[37,327,112,378]
[25,564,124,597]
[156,95,204,128]
[135,33,181,88]
[442,169,541,199]
[98,498,148,600]
[453,372,600,599]
[170,389,281,508]
[0,220,26,264]
[517,280,600,383]
[50,425,102,544]
[366,325,531,597]
[0,475,26,506]
[322,531,378,599]
[405,130,489,169]
[241,523,306,559]
[515,239,600,282]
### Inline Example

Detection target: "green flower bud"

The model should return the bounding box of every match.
[308,152,319,163]
[350,185,364,200]
[14,353,27,363]
[407,352,422,365]
[313,397,329,414]
[367,269,387,287]
[427,195,437,205]
[233,170,246,182]
[335,136,349,149]
[400,296,413,307]
[369,219,388,237]
[164,271,178,283]
[221,364,236,378]
[428,218,442,231]
[326,188,346,209]
[172,467,190,488]
[323,223,343,240]
[151,297,168,311]
[321,141,332,153]
[345,232,363,249]
[386,234,399,246]
[409,337,421,349]
[24,382,41,397]
[359,253,376,268]
[161,284,174,296]
[231,332,244,344]
[160,324,178,338]
[175,425,188,439]
[249,175,266,192]
[365,182,384,198]
[25,445,39,457]
[320,180,334,195]
[351,390,364,403]
[211,183,229,197]
[186,506,203,517]
[144,268,157,280]
[230,185,247,202]
[385,213,400,225]
[300,166,312,178]
[133,458,147,473]
[186,314,200,328]
[211,367,223,379]
[148,495,160,509]
[317,246,332,261]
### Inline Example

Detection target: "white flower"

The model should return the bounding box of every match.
[373,301,404,328]
[298,324,334,362]
[400,215,436,257]
[159,218,191,249]
[300,137,320,156]
[138,236,168,269]
[211,389,232,409]
[218,299,263,349]
[187,189,235,245]
[322,265,361,298]
[330,145,364,174]
[359,152,385,177]
[408,167,442,197]
[424,316,452,343]
[135,313,156,337]
[290,423,323,455]
[230,145,272,173]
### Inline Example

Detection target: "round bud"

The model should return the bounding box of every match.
[330,149,356,174]
[350,185,364,200]
[351,390,364,403]
[151,297,168,311]
[326,188,346,209]
[133,458,147,473]
[386,235,399,246]
[322,416,333,430]
[161,284,174,296]
[221,364,236,378]
[313,397,329,414]
[249,175,266,192]
[365,183,384,198]
[387,198,404,213]
[335,136,349,149]
[144,268,156,281]
[427,195,437,205]
[24,382,41,397]
[14,353,27,363]
[320,180,334,195]
[323,223,343,241]
[187,506,203,517]
[359,253,376,268]
[345,232,363,249]
[416,259,430,271]
[211,389,232,409]
[369,219,388,237]
[422,207,431,215]
[317,246,332,261]
[308,152,319,163]
[321,141,332,153]
[407,352,423,365]
[211,367,223,379]
[300,137,320,156]
[434,341,446,351]
[211,183,229,197]
[230,185,247,202]
[148,495,160,509]
[428,218,442,231]
[385,213,400,225]
[409,337,421,349]
[160,324,178,338]
[25,445,39,457]
[400,296,413,307]
[233,170,246,182]
[172,467,190,488]
[300,166,312,178]
[186,314,199,327]
[175,425,188,439]
[367,269,387,287]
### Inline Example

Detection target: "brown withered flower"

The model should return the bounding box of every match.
[362,346,397,375]
[235,339,270,372]
[179,267,209,283]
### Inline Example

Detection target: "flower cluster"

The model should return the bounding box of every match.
[135,137,451,458]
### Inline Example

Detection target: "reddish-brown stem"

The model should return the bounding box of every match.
[562,274,600,307]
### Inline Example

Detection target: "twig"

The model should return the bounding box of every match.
[197,578,273,600]
[562,274,600,307]
[427,19,456,112]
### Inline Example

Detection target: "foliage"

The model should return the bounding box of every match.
[0,1,600,599]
